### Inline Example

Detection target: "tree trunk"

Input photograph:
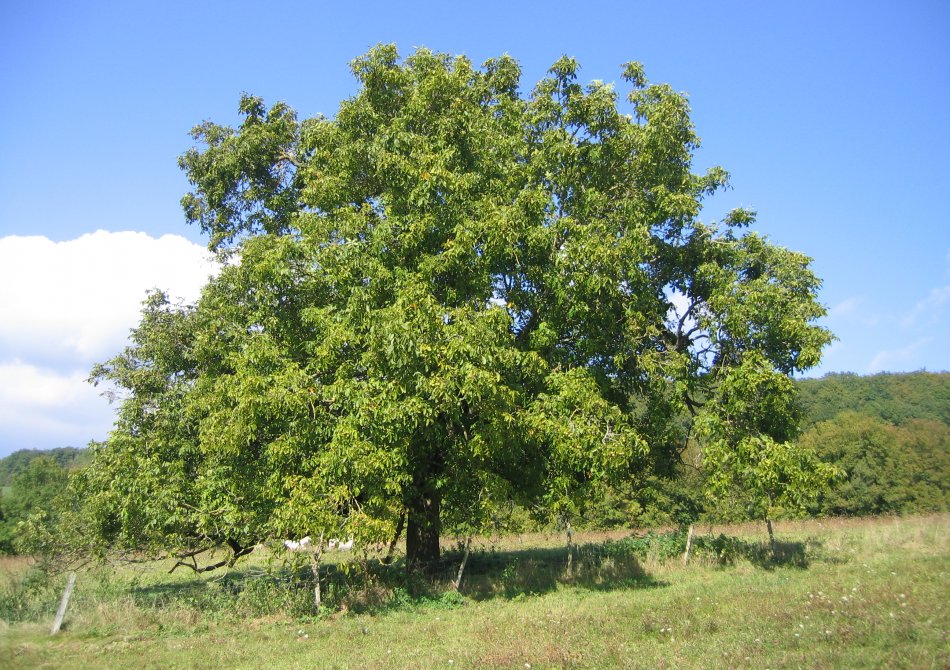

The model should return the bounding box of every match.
[50,573,76,635]
[310,533,325,611]
[766,518,776,556]
[406,476,442,574]
[406,425,451,575]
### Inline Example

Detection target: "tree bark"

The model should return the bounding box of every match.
[50,573,76,635]
[565,522,575,574]
[406,447,443,574]
[453,536,472,590]
[406,486,441,573]
[310,533,324,611]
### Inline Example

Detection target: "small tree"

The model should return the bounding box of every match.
[697,354,839,550]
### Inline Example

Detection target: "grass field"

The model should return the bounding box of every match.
[0,514,947,669]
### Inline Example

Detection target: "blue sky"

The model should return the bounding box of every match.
[1,1,948,456]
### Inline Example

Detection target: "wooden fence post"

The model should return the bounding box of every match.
[683,524,695,565]
[50,572,77,635]
[453,537,472,590]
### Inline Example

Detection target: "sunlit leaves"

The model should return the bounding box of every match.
[81,45,833,565]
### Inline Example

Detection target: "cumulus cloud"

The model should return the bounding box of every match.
[0,231,217,365]
[900,285,950,329]
[0,231,218,454]
[0,360,112,449]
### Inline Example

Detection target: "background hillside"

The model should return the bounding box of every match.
[797,371,950,427]
[796,371,950,517]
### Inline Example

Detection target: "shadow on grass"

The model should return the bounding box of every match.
[115,530,823,618]
[690,533,811,570]
[433,544,667,602]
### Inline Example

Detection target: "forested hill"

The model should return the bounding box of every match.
[0,446,90,488]
[795,371,949,517]
[797,371,950,428]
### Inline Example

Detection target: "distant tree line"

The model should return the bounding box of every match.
[1,372,947,554]
[580,371,950,528]
[797,371,950,428]
[796,371,949,517]
[0,447,89,488]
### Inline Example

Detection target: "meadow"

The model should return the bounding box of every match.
[0,514,946,669]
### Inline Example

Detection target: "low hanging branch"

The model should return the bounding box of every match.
[168,540,254,574]
[383,513,406,565]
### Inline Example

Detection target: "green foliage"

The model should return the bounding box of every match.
[0,447,89,488]
[601,530,793,566]
[695,354,840,523]
[0,456,70,555]
[78,45,830,569]
[794,372,950,518]
[606,530,688,561]
[801,412,950,516]
[797,371,950,428]
[576,473,704,530]
[0,565,59,623]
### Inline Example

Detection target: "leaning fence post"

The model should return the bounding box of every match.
[50,572,77,635]
[565,522,575,574]
[453,536,472,590]
[683,524,695,565]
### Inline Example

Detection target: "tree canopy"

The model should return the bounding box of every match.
[83,46,832,571]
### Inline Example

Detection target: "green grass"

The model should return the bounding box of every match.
[0,515,947,669]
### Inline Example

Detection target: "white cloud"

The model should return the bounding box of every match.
[0,360,114,450]
[825,295,883,327]
[0,231,218,455]
[0,359,90,407]
[0,231,217,364]
[828,296,862,319]
[901,285,950,329]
